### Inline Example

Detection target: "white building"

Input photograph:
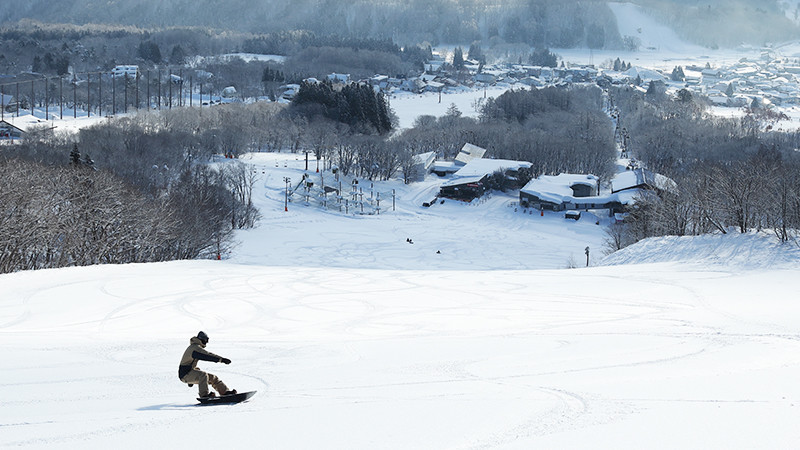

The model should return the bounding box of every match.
[111,65,139,77]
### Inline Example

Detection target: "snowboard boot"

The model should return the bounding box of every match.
[222,389,237,396]
[199,392,216,399]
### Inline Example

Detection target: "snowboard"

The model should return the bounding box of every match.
[197,390,256,405]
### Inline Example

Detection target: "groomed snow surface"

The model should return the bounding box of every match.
[3,150,800,449]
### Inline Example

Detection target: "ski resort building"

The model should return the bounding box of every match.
[432,142,487,176]
[520,174,603,211]
[520,173,640,216]
[409,151,436,182]
[611,168,677,195]
[520,169,677,216]
[439,158,531,201]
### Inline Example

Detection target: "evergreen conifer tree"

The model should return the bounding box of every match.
[726,83,734,97]
[453,47,464,70]
[671,66,686,81]
[70,143,81,166]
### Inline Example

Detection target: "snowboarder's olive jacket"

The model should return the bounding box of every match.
[178,336,226,380]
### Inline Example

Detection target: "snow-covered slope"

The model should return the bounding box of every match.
[608,2,701,54]
[603,232,800,268]
[3,148,800,448]
[560,2,759,70]
[3,238,800,448]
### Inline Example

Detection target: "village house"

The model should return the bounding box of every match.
[279,83,300,100]
[402,78,426,94]
[474,73,496,84]
[1,93,13,112]
[111,65,139,77]
[327,73,351,84]
[0,118,29,141]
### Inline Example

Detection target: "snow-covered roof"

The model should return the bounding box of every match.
[624,67,666,82]
[0,116,49,133]
[521,174,600,205]
[611,169,677,194]
[452,158,531,178]
[454,142,487,165]
[433,161,459,173]
[424,61,444,72]
[611,170,643,192]
[440,158,531,188]
[412,151,436,167]
[327,73,350,82]
[520,173,646,208]
[735,66,759,76]
[441,174,486,187]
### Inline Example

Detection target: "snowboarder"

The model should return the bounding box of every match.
[178,331,236,398]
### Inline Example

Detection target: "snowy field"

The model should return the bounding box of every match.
[3,149,800,449]
[390,86,509,129]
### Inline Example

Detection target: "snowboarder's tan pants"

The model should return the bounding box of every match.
[181,369,229,396]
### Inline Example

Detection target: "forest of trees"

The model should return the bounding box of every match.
[0,1,623,50]
[3,0,796,50]
[291,80,394,134]
[0,108,261,273]
[4,0,797,54]
[0,22,433,105]
[605,84,800,250]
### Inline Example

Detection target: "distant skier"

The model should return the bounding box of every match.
[178,331,236,398]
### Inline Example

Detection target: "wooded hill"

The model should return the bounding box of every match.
[3,0,795,49]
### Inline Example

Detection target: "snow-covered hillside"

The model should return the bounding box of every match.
[3,148,800,448]
[603,232,800,267]
[560,2,766,70]
[609,2,700,54]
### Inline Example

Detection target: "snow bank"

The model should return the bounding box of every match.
[602,232,800,268]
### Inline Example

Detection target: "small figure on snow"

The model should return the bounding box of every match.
[178,331,236,398]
